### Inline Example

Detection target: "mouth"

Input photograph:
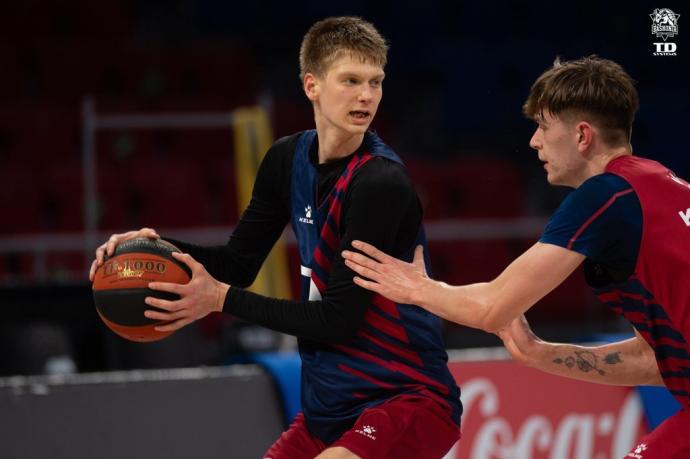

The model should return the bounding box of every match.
[349,110,371,121]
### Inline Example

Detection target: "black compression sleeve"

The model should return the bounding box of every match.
[164,135,294,287]
[222,158,421,344]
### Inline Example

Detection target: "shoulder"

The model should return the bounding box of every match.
[541,173,641,254]
[259,133,306,176]
[569,173,633,202]
[554,173,637,218]
[351,156,414,196]
[265,133,302,161]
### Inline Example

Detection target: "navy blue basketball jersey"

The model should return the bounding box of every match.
[290,130,462,443]
[541,157,690,408]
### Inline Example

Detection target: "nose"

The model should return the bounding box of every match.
[529,128,541,151]
[358,85,373,103]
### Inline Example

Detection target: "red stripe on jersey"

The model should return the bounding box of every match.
[320,217,340,252]
[372,295,401,319]
[334,154,373,193]
[358,329,424,367]
[334,344,449,395]
[597,291,658,306]
[334,161,357,193]
[312,273,327,294]
[327,195,343,229]
[615,311,675,328]
[635,330,688,350]
[319,194,334,211]
[364,309,410,344]
[657,366,690,383]
[657,356,690,374]
[335,176,350,193]
[313,245,332,273]
[337,363,397,389]
[659,376,690,390]
[567,188,634,250]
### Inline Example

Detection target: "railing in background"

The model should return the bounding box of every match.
[0,218,548,285]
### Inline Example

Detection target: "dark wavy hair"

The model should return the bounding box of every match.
[523,55,640,146]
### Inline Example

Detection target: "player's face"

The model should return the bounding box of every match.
[308,54,385,136]
[529,112,587,187]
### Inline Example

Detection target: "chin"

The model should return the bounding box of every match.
[345,124,370,135]
[545,173,560,186]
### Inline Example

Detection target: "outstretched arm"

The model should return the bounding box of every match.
[145,158,420,343]
[498,315,664,387]
[342,240,584,332]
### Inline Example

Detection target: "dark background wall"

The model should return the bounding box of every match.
[0,0,687,374]
[0,366,285,458]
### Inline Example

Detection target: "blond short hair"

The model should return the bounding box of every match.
[299,16,388,80]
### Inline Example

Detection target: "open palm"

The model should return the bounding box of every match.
[342,240,430,305]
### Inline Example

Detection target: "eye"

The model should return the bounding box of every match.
[344,77,358,85]
[370,79,382,88]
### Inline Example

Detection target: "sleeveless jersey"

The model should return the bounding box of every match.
[596,155,690,407]
[290,130,462,443]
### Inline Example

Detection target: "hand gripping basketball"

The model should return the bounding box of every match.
[143,252,229,333]
[89,227,160,282]
[91,237,191,342]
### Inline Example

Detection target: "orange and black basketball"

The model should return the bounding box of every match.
[92,238,191,342]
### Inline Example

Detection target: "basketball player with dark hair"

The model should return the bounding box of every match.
[342,56,690,457]
[90,17,461,459]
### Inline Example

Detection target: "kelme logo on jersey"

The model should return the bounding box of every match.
[355,425,377,440]
[299,205,314,225]
[650,8,680,56]
[626,442,647,458]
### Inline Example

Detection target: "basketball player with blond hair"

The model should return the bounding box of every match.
[90,17,461,459]
[342,56,690,457]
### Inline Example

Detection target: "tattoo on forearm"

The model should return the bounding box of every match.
[603,352,622,364]
[552,351,623,376]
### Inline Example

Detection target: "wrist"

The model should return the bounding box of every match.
[411,276,435,307]
[523,338,547,367]
[215,282,230,313]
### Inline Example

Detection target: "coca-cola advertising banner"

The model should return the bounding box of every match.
[445,361,647,459]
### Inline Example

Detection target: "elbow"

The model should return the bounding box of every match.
[231,263,262,288]
[476,303,510,334]
[225,255,262,288]
[316,310,362,345]
[322,322,359,345]
[481,318,507,335]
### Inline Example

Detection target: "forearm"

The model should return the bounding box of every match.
[164,137,292,287]
[223,286,367,344]
[415,280,495,331]
[521,337,663,387]
[163,239,263,288]
[415,243,585,333]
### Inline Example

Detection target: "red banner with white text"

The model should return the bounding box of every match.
[445,360,647,459]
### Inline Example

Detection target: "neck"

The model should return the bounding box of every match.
[577,145,632,186]
[593,145,632,172]
[314,117,365,164]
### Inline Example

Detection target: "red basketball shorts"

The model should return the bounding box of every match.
[626,408,690,458]
[263,393,460,459]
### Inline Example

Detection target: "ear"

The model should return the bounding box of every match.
[303,73,319,102]
[575,121,594,153]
